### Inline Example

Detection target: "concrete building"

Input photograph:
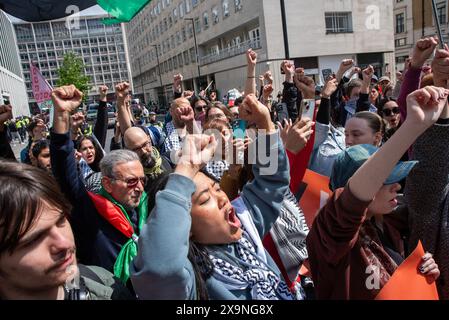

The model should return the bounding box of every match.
[394,0,448,71]
[13,13,133,110]
[0,10,29,117]
[126,0,395,106]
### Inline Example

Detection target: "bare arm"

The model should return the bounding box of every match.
[244,49,257,97]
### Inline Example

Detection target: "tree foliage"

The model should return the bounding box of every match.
[56,52,91,102]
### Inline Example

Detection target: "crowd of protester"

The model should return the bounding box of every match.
[1,36,449,300]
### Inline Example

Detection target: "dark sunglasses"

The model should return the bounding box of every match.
[111,176,148,188]
[382,107,400,117]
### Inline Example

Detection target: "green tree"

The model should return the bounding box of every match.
[56,52,91,102]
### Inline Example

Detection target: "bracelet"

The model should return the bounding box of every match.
[247,76,256,78]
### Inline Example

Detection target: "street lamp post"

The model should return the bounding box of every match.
[185,17,201,88]
[152,44,165,107]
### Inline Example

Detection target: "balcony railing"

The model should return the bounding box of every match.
[199,37,261,66]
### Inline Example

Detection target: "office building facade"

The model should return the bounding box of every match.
[0,9,29,117]
[127,0,395,105]
[14,14,133,109]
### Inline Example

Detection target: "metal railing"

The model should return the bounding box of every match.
[199,37,261,66]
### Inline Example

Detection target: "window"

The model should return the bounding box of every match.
[395,38,406,47]
[184,50,190,65]
[190,47,196,63]
[178,54,183,67]
[179,2,185,17]
[192,0,199,7]
[395,13,405,34]
[437,2,447,24]
[396,56,408,64]
[173,8,178,22]
[223,0,230,17]
[212,7,219,24]
[203,12,209,29]
[325,12,353,34]
[194,17,201,33]
[249,28,260,46]
[234,0,242,12]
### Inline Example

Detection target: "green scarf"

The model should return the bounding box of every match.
[144,147,163,179]
[97,187,148,283]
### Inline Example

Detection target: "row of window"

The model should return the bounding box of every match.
[395,2,447,34]
[17,36,123,52]
[15,20,121,42]
[20,46,125,62]
[129,0,243,47]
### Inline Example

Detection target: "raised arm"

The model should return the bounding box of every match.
[356,65,374,112]
[308,86,449,267]
[398,37,438,122]
[350,86,449,202]
[50,85,88,205]
[93,85,109,148]
[237,94,289,238]
[244,49,257,97]
[115,82,132,135]
[131,134,217,300]
[173,74,184,99]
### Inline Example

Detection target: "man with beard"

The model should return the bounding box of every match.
[123,127,173,184]
[50,84,149,288]
[0,161,134,300]
[30,139,52,173]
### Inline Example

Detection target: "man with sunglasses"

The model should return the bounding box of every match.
[50,85,149,287]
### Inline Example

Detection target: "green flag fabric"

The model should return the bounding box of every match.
[97,0,152,24]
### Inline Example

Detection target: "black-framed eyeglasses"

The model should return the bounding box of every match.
[131,140,152,153]
[110,176,148,188]
[382,107,400,117]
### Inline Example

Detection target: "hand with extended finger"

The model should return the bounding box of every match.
[239,94,275,133]
[284,118,315,154]
[406,86,449,129]
[176,134,217,179]
[276,118,292,147]
[51,85,83,114]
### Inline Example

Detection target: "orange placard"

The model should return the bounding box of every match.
[375,241,439,300]
[298,169,332,228]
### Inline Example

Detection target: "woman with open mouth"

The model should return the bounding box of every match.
[130,94,303,300]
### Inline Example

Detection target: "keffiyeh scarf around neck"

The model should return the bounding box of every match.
[208,229,298,300]
[144,147,163,179]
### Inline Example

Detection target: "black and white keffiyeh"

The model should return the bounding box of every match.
[204,160,230,182]
[208,230,298,300]
[163,121,182,153]
[206,197,304,300]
